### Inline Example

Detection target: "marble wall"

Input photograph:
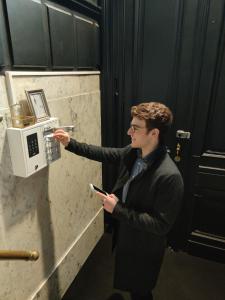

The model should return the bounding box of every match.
[0,72,104,300]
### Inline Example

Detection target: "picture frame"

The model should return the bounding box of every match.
[25,89,50,122]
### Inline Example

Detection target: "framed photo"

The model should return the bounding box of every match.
[25,89,50,122]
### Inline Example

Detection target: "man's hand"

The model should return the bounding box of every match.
[53,129,70,147]
[96,192,119,213]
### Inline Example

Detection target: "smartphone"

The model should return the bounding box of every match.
[89,183,108,196]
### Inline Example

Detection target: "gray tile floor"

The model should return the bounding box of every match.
[62,232,225,300]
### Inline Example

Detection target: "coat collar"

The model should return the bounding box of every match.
[123,144,167,174]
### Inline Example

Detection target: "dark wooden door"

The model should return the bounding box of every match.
[170,0,225,261]
[102,0,225,261]
[185,1,225,260]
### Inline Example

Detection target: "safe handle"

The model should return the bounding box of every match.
[54,125,75,132]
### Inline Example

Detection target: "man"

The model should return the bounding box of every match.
[54,102,184,300]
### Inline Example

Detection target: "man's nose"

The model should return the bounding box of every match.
[127,127,132,136]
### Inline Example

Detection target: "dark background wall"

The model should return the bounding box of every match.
[101,0,225,263]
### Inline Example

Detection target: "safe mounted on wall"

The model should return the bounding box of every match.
[7,117,61,177]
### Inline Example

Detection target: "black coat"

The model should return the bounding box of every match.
[66,139,184,292]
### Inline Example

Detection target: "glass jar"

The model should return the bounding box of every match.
[10,103,35,128]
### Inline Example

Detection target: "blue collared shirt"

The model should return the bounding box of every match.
[122,149,156,203]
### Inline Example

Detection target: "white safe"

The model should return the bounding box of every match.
[7,117,61,177]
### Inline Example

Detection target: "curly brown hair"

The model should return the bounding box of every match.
[131,102,173,141]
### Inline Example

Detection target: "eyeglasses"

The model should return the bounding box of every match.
[129,124,146,133]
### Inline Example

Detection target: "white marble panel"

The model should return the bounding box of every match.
[46,92,102,252]
[79,75,100,94]
[0,74,103,300]
[13,75,80,102]
[12,75,99,104]
[31,209,103,300]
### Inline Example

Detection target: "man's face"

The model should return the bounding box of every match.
[127,117,153,149]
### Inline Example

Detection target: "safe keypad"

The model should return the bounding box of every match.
[27,133,39,158]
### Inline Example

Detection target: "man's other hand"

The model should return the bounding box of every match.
[96,192,119,213]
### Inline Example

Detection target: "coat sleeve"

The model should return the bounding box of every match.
[65,138,126,164]
[112,173,184,236]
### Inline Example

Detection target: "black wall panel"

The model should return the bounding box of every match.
[93,23,100,68]
[0,0,11,68]
[53,0,101,21]
[1,0,101,70]
[48,5,75,68]
[0,1,3,66]
[75,15,96,68]
[6,0,48,67]
[86,0,99,6]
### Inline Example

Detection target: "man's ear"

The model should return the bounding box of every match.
[150,128,160,138]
